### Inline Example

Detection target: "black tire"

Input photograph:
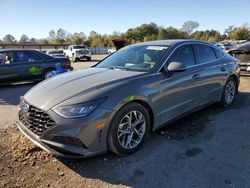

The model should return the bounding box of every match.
[86,57,91,61]
[108,102,150,155]
[220,77,237,107]
[42,69,54,80]
[74,57,79,62]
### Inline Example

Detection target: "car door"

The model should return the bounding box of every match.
[155,44,204,127]
[192,44,227,106]
[0,51,17,83]
[13,51,44,81]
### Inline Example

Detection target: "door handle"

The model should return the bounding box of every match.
[192,74,200,79]
[220,67,227,72]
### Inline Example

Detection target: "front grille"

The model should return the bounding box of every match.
[77,50,87,55]
[19,101,55,136]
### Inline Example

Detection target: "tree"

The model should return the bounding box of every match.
[157,28,168,40]
[181,21,200,36]
[3,34,16,44]
[19,34,29,43]
[231,27,250,40]
[190,30,221,42]
[72,32,86,45]
[48,30,56,42]
[30,38,36,44]
[165,27,188,39]
[91,37,103,47]
[224,25,236,39]
[56,28,66,45]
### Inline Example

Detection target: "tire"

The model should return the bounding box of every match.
[220,77,237,107]
[43,70,55,80]
[86,57,91,61]
[108,102,150,155]
[74,57,79,62]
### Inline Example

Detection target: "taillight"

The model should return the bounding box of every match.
[66,59,71,66]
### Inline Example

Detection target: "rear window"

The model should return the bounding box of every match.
[194,44,216,64]
[213,47,224,58]
[16,51,43,62]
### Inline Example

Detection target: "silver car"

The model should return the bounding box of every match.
[18,40,240,157]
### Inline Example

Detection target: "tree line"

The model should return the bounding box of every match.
[0,21,250,47]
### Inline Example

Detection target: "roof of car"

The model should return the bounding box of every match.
[0,49,40,52]
[131,39,210,46]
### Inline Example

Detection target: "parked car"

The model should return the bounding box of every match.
[229,41,250,75]
[18,40,240,158]
[47,50,66,58]
[0,49,73,84]
[64,45,91,62]
[107,47,117,54]
[221,43,234,51]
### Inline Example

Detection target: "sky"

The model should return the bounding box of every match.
[0,0,250,40]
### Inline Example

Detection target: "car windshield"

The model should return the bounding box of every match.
[73,46,85,49]
[96,45,169,72]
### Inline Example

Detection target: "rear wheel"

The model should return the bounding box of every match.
[220,77,236,107]
[43,70,54,80]
[108,103,150,155]
[86,57,91,61]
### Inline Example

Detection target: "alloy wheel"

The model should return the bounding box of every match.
[117,110,146,149]
[225,80,236,104]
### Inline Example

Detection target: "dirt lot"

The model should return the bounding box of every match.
[0,56,250,187]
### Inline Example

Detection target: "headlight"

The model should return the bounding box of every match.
[53,98,106,118]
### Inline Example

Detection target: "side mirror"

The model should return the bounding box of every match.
[166,62,187,72]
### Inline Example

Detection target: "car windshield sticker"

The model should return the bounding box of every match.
[146,46,168,50]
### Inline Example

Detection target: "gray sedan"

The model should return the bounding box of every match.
[18,40,240,157]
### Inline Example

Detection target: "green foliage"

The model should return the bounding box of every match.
[72,32,86,45]
[2,22,250,47]
[19,34,29,43]
[224,25,236,39]
[190,30,222,42]
[157,28,168,40]
[3,34,16,44]
[231,27,250,40]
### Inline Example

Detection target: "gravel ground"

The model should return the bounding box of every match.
[0,57,250,187]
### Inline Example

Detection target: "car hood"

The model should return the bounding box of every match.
[24,68,144,111]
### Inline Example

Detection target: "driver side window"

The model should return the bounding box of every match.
[0,52,14,65]
[168,45,195,67]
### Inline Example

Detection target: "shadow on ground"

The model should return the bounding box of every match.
[57,91,250,187]
[0,83,35,105]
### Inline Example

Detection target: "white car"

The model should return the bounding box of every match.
[64,45,91,62]
[107,47,117,54]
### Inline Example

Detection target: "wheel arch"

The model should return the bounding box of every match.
[227,73,239,93]
[111,98,155,132]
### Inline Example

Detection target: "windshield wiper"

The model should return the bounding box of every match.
[109,66,129,70]
[108,66,147,72]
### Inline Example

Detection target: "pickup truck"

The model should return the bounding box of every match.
[64,45,91,62]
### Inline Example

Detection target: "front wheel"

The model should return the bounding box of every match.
[86,57,91,61]
[108,103,150,155]
[220,77,237,107]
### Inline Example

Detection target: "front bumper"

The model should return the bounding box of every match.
[75,54,91,59]
[18,106,113,158]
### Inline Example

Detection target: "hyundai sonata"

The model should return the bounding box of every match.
[18,40,240,157]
